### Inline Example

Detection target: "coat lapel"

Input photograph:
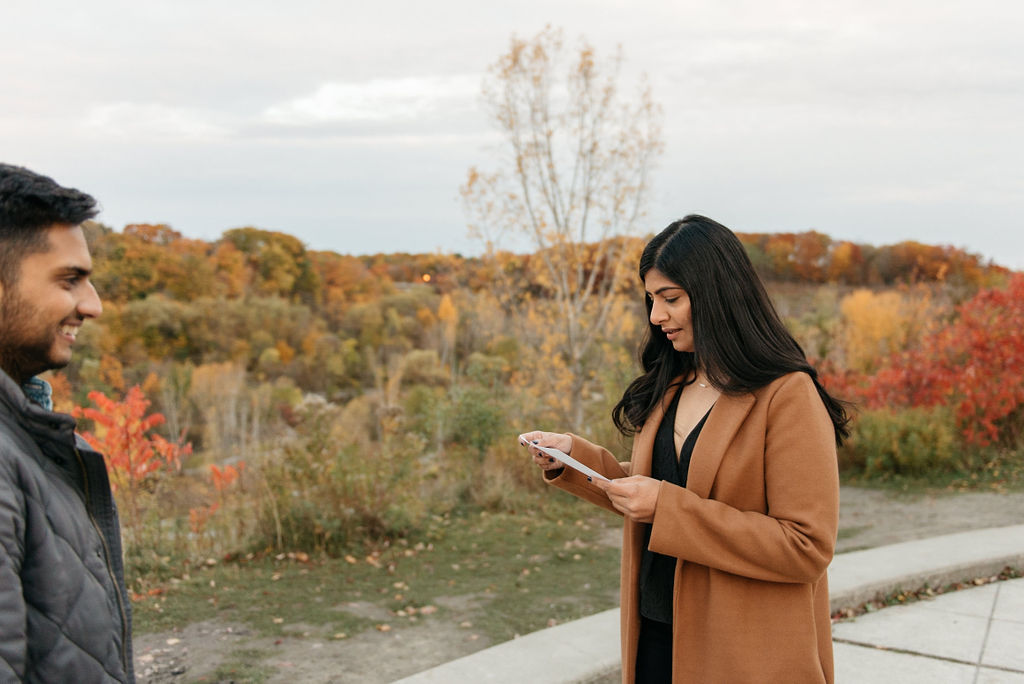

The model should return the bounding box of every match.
[687,390,756,498]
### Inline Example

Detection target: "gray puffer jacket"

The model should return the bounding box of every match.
[0,369,134,683]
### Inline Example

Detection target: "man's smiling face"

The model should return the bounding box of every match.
[0,224,102,384]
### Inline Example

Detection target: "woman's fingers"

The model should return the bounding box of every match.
[600,477,658,523]
[530,448,555,465]
[520,431,566,471]
[519,430,571,457]
[518,430,543,444]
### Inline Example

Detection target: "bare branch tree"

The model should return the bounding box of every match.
[462,26,663,431]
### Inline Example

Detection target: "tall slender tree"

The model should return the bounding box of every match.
[462,26,663,431]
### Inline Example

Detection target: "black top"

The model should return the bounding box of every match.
[638,387,712,624]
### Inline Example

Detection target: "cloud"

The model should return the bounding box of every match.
[81,102,230,141]
[262,75,480,126]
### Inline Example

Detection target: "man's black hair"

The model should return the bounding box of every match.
[0,163,98,286]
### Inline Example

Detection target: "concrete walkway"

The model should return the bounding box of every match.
[395,524,1024,683]
[833,576,1024,682]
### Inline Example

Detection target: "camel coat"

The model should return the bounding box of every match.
[548,372,838,683]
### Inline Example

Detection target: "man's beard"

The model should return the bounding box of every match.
[0,287,64,385]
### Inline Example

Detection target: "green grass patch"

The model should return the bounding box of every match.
[132,500,622,646]
[203,649,273,683]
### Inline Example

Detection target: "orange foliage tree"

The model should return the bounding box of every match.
[73,385,192,542]
[189,462,246,550]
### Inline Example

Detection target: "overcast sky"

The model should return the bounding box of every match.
[3,0,1022,269]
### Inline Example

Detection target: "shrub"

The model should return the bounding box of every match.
[840,406,958,478]
[843,275,1024,448]
[255,395,429,553]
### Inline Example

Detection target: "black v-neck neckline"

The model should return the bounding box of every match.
[654,388,712,486]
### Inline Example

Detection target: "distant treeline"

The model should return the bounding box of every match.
[85,223,1006,309]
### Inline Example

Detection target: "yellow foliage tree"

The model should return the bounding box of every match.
[839,287,944,373]
[437,293,458,370]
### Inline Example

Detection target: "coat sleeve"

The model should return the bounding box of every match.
[647,373,839,583]
[544,433,631,515]
[0,455,28,680]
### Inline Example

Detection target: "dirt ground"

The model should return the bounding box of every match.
[133,486,1024,683]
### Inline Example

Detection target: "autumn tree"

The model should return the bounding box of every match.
[838,287,945,374]
[219,227,322,305]
[73,386,191,546]
[835,275,1024,448]
[461,26,663,431]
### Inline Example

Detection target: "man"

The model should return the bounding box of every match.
[0,163,134,683]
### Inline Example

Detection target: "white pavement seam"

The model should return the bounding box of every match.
[974,583,1001,684]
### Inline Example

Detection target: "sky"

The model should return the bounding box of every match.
[2,0,1022,269]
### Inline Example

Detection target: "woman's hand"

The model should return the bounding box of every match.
[519,430,572,474]
[593,476,661,523]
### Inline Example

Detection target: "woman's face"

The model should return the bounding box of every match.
[644,268,694,353]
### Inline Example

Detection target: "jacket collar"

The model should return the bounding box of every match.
[0,367,76,441]
[631,378,756,498]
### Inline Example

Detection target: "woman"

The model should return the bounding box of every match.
[521,215,848,683]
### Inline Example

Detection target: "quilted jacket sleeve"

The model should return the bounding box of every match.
[0,452,28,681]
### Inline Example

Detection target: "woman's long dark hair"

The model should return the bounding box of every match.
[611,215,850,445]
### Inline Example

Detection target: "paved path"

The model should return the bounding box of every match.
[396,524,1024,683]
[834,577,1024,682]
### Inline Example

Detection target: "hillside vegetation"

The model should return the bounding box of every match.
[55,222,1021,588]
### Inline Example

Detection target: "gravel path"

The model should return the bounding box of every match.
[836,485,1024,553]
